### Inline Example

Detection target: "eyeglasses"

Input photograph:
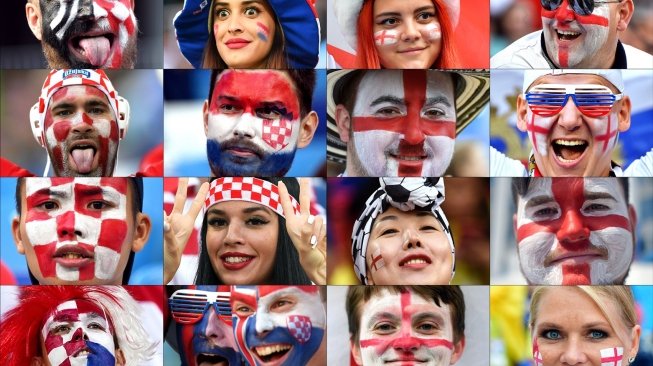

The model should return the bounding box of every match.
[169,289,232,325]
[525,84,623,118]
[541,0,623,16]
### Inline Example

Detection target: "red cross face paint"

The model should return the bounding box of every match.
[44,85,119,177]
[357,289,456,366]
[22,178,130,283]
[41,299,116,366]
[350,70,456,177]
[515,178,633,285]
[541,0,613,68]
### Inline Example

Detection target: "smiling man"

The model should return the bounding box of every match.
[25,0,138,68]
[491,0,653,68]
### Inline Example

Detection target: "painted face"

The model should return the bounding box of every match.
[206,70,301,177]
[355,289,457,366]
[44,85,119,177]
[231,286,326,366]
[372,0,443,69]
[171,286,241,366]
[541,0,619,68]
[366,207,453,285]
[213,0,277,68]
[515,178,634,285]
[39,0,137,68]
[41,299,116,366]
[20,178,134,284]
[349,70,456,177]
[532,287,636,366]
[205,201,279,284]
[522,75,624,177]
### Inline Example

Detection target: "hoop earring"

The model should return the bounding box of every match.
[628,356,636,364]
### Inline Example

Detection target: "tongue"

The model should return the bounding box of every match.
[78,36,111,66]
[559,146,583,161]
[71,148,95,173]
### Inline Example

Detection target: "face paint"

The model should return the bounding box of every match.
[232,286,325,366]
[41,299,116,366]
[516,178,633,285]
[350,70,455,177]
[370,247,385,273]
[24,178,129,282]
[533,340,543,366]
[256,22,270,41]
[541,0,611,67]
[423,23,441,42]
[206,70,301,176]
[600,347,623,366]
[374,30,399,46]
[358,289,455,366]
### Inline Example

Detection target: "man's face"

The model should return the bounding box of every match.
[348,70,456,177]
[353,289,460,366]
[541,0,620,68]
[515,178,635,285]
[44,85,119,177]
[519,74,629,177]
[37,0,137,68]
[205,70,302,177]
[40,299,117,366]
[231,286,326,366]
[16,178,136,284]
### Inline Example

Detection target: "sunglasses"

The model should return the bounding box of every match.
[541,0,623,16]
[169,289,232,325]
[525,84,622,118]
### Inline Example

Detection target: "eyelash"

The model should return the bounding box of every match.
[215,6,261,19]
[207,217,269,227]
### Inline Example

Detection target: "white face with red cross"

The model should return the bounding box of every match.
[349,70,456,177]
[41,299,117,366]
[515,178,634,285]
[22,178,131,284]
[355,288,458,366]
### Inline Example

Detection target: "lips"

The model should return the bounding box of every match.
[53,244,94,268]
[220,252,255,270]
[556,29,582,41]
[69,32,115,67]
[72,346,91,357]
[225,38,251,49]
[398,254,432,269]
[546,248,606,266]
[551,138,588,163]
[252,343,292,365]
[197,353,229,366]
[397,46,427,54]
[68,139,99,174]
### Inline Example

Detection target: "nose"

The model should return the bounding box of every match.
[227,13,244,34]
[231,114,257,140]
[223,222,244,246]
[204,307,228,345]
[57,211,84,240]
[71,120,95,135]
[391,336,419,352]
[402,229,422,250]
[77,0,95,20]
[400,20,422,42]
[556,210,590,246]
[554,0,576,22]
[555,97,583,131]
[254,313,274,338]
[559,337,588,364]
[71,327,89,342]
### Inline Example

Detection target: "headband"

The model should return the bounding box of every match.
[204,177,300,218]
[351,177,455,284]
[523,69,624,93]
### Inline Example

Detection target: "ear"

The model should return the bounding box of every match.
[115,348,126,366]
[335,104,352,143]
[131,212,151,252]
[25,1,42,40]
[516,95,529,132]
[296,111,319,148]
[449,336,466,364]
[203,100,210,136]
[616,0,634,32]
[12,217,26,255]
[616,96,631,132]
[628,324,641,361]
[350,339,363,366]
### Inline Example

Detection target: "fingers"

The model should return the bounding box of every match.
[172,178,189,214]
[309,215,324,249]
[188,182,210,220]
[277,180,295,219]
[299,178,312,216]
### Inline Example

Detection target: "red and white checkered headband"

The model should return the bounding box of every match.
[204,177,300,218]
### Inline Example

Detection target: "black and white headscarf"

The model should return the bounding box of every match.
[351,178,455,284]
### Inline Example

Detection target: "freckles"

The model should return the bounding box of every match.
[374,30,398,46]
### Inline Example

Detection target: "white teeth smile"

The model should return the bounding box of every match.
[557,30,581,36]
[554,140,585,146]
[404,259,428,265]
[254,344,290,356]
[395,156,423,161]
[76,350,90,356]
[224,256,250,263]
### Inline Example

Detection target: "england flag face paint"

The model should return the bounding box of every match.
[44,85,119,177]
[206,70,301,177]
[22,178,131,284]
[350,70,456,177]
[39,0,137,68]
[41,299,116,366]
[516,178,633,285]
[231,286,325,366]
[356,289,456,366]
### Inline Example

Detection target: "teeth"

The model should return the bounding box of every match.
[225,256,250,264]
[557,30,580,36]
[63,253,84,259]
[555,140,586,146]
[255,344,291,356]
[77,350,89,356]
[396,156,423,161]
[404,259,427,265]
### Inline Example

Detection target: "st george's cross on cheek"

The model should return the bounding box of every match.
[600,347,624,366]
[350,70,456,177]
[515,178,634,285]
[23,178,130,282]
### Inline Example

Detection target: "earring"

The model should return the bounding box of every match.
[628,356,635,364]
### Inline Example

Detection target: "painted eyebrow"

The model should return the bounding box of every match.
[424,96,452,108]
[584,192,617,202]
[32,188,68,199]
[370,95,404,107]
[524,195,556,210]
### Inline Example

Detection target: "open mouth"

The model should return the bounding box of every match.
[54,245,94,267]
[69,143,98,174]
[69,33,115,67]
[253,344,291,364]
[220,253,255,270]
[551,139,588,163]
[556,29,582,42]
[390,153,426,161]
[399,255,432,268]
[197,353,229,366]
[72,347,91,357]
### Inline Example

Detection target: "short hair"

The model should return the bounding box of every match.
[346,286,465,344]
[208,69,316,119]
[511,177,630,207]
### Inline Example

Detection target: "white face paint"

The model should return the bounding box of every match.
[374,29,399,46]
[423,23,441,42]
[516,178,633,285]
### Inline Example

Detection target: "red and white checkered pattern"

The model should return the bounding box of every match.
[287,315,312,343]
[204,177,300,218]
[600,347,623,366]
[262,118,293,150]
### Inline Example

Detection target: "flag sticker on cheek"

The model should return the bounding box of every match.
[374,30,398,46]
[370,247,385,273]
[257,22,270,41]
[600,347,623,366]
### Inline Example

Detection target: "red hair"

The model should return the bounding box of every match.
[355,0,459,69]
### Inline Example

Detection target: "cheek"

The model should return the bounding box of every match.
[421,23,441,42]
[374,29,399,47]
[256,21,271,41]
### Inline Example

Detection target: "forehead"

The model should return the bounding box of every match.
[361,289,449,318]
[374,0,435,13]
[374,207,436,225]
[215,70,297,97]
[536,287,614,324]
[520,178,625,202]
[209,200,275,216]
[49,85,109,105]
[50,299,105,319]
[24,178,130,196]
[529,74,618,93]
[357,70,454,100]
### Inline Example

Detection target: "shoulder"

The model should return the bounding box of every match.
[490,147,528,177]
[623,44,653,69]
[491,31,549,68]
[624,149,653,177]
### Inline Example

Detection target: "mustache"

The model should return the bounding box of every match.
[219,138,265,157]
[385,139,433,158]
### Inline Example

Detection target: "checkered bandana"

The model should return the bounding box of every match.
[204,177,300,218]
[351,177,455,284]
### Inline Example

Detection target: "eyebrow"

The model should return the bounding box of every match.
[524,195,555,210]
[425,96,452,108]
[584,192,617,202]
[370,95,404,107]
[413,312,444,325]
[375,6,434,19]
[208,206,271,216]
[32,188,68,199]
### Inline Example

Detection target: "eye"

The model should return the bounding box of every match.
[373,322,396,334]
[423,108,446,119]
[87,322,106,331]
[374,106,403,117]
[416,321,439,333]
[88,107,107,115]
[208,218,228,227]
[380,228,399,236]
[270,298,294,311]
[52,324,72,335]
[54,109,73,117]
[588,329,607,339]
[416,11,435,22]
[219,104,241,114]
[584,203,610,212]
[257,106,286,120]
[542,329,562,340]
[215,8,230,20]
[533,207,558,217]
[378,17,399,27]
[420,225,438,232]
[38,201,59,210]
[246,217,269,226]
[88,201,111,210]
[233,304,255,316]
[244,6,260,17]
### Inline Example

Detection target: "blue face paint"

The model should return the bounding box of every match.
[257,32,268,42]
[207,139,297,176]
[86,341,116,366]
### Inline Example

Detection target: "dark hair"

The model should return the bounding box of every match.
[346,285,465,344]
[511,177,630,206]
[195,177,312,285]
[208,69,316,119]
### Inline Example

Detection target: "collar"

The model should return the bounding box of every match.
[539,33,628,69]
[528,153,622,177]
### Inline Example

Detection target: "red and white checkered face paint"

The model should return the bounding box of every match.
[600,347,624,366]
[24,178,129,282]
[358,289,455,366]
[351,70,456,176]
[41,299,116,366]
[541,0,611,67]
[516,178,633,285]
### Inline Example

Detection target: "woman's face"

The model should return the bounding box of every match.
[372,0,442,69]
[213,0,277,68]
[366,207,452,285]
[206,201,278,284]
[532,287,639,366]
